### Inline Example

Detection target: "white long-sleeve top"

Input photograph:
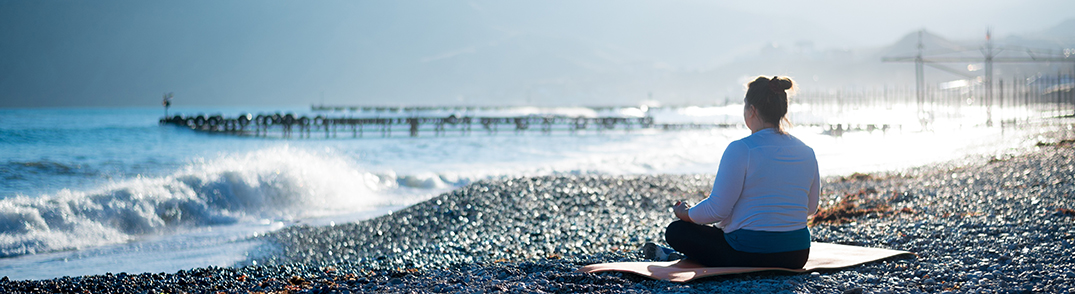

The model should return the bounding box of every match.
[687,128,820,233]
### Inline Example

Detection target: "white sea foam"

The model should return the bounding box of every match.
[0,147,398,257]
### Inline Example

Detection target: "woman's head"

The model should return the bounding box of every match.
[743,76,794,134]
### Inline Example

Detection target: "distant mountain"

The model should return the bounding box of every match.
[694,21,1075,96]
[873,30,974,59]
[1030,18,1075,42]
[393,20,1075,105]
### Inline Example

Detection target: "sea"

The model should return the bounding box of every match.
[0,104,1049,280]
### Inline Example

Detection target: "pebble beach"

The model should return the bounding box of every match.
[2,135,1074,293]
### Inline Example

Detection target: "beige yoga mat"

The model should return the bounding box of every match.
[578,242,913,282]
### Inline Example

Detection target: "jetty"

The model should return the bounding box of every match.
[159,111,909,139]
[157,113,746,138]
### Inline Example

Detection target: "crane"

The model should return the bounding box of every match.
[882,29,1075,126]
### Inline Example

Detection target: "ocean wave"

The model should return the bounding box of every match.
[0,148,406,258]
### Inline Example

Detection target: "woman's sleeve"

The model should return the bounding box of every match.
[688,141,748,224]
[808,156,820,215]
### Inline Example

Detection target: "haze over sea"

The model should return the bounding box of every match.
[0,104,1045,280]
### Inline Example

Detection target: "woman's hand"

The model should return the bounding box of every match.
[673,201,693,223]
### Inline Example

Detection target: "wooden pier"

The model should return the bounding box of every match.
[157,113,733,138]
[160,113,904,139]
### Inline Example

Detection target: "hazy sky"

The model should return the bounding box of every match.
[0,0,1072,108]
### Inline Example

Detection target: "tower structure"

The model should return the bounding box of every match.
[883,29,1074,127]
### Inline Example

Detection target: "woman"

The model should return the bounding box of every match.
[647,76,820,269]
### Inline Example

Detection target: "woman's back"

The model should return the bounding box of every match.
[730,128,819,232]
[687,128,820,233]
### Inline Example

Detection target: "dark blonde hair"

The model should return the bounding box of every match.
[745,76,794,134]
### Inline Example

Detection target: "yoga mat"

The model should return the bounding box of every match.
[577,242,913,282]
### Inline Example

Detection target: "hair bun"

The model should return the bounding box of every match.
[745,75,794,134]
[769,76,793,92]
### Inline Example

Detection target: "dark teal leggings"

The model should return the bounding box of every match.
[665,220,809,269]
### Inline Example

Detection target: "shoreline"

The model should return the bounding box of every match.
[3,140,1074,292]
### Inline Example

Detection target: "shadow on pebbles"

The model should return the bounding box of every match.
[3,144,1075,293]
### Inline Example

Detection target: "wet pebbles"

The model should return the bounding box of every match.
[2,143,1074,293]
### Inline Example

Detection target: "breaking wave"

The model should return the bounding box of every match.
[0,147,409,257]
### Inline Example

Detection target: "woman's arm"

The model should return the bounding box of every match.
[807,158,821,215]
[687,141,748,224]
